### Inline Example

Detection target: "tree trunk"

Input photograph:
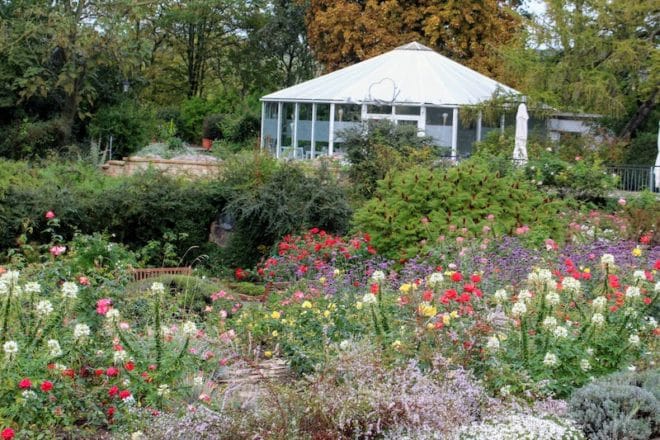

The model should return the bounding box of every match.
[618,88,658,139]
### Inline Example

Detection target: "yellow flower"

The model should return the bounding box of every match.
[392,340,402,349]
[632,247,642,257]
[355,301,363,310]
[323,310,331,318]
[333,269,341,276]
[319,276,326,284]
[302,300,312,309]
[450,310,459,319]
[399,283,412,294]
[442,314,451,325]
[272,330,278,337]
[418,303,437,318]
[264,351,272,358]
[583,268,590,273]
[281,319,287,325]
[426,323,434,330]
[271,311,281,320]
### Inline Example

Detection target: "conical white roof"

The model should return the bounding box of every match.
[262,42,519,106]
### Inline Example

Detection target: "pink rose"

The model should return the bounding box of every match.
[45,211,55,220]
[618,198,626,206]
[96,298,112,315]
[49,245,66,256]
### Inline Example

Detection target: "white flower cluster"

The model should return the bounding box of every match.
[427,272,444,288]
[580,358,591,372]
[3,340,18,360]
[625,286,641,299]
[47,339,62,357]
[370,270,386,283]
[527,269,554,289]
[628,334,640,346]
[0,270,21,297]
[543,316,558,330]
[106,308,120,322]
[592,296,607,312]
[362,293,377,304]
[23,282,41,294]
[61,282,79,299]
[486,336,500,351]
[518,289,533,303]
[35,300,53,317]
[151,282,165,295]
[633,270,646,281]
[562,276,581,293]
[73,323,91,341]
[591,313,605,326]
[182,321,197,337]
[655,281,660,293]
[600,253,615,266]
[553,326,569,339]
[456,413,585,440]
[511,301,527,317]
[494,289,509,303]
[545,291,560,306]
[543,352,559,367]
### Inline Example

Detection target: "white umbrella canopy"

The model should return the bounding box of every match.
[655,121,660,189]
[513,103,529,165]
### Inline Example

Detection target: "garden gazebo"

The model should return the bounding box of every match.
[260,42,520,159]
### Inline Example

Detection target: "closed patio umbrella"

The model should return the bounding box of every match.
[513,102,529,165]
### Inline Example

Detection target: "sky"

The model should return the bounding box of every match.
[523,0,547,17]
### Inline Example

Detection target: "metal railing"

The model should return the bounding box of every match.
[606,165,659,192]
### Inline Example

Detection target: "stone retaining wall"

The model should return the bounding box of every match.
[101,157,222,178]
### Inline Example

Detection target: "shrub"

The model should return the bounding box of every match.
[179,98,220,143]
[0,163,225,267]
[222,160,352,266]
[352,158,569,259]
[620,191,659,244]
[202,113,224,140]
[88,100,157,158]
[0,119,68,159]
[341,119,439,198]
[569,372,660,440]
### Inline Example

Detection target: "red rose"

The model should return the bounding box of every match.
[95,368,105,376]
[470,274,481,283]
[643,297,652,305]
[119,390,131,400]
[108,385,119,397]
[1,428,15,440]
[40,381,53,392]
[62,369,75,378]
[18,378,32,389]
[370,283,379,295]
[106,367,119,377]
[107,406,116,418]
[124,361,135,372]
[451,272,463,282]
[655,260,660,271]
[422,290,433,302]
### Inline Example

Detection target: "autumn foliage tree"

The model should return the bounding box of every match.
[305,0,521,78]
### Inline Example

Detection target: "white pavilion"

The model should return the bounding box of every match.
[260,42,523,159]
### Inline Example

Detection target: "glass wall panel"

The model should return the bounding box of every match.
[425,107,454,147]
[367,104,392,114]
[312,104,330,158]
[334,104,361,143]
[396,105,420,115]
[281,103,295,148]
[458,116,477,157]
[263,102,279,153]
[297,103,313,158]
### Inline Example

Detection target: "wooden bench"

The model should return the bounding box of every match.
[131,267,193,282]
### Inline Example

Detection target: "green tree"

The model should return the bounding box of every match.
[502,0,658,139]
